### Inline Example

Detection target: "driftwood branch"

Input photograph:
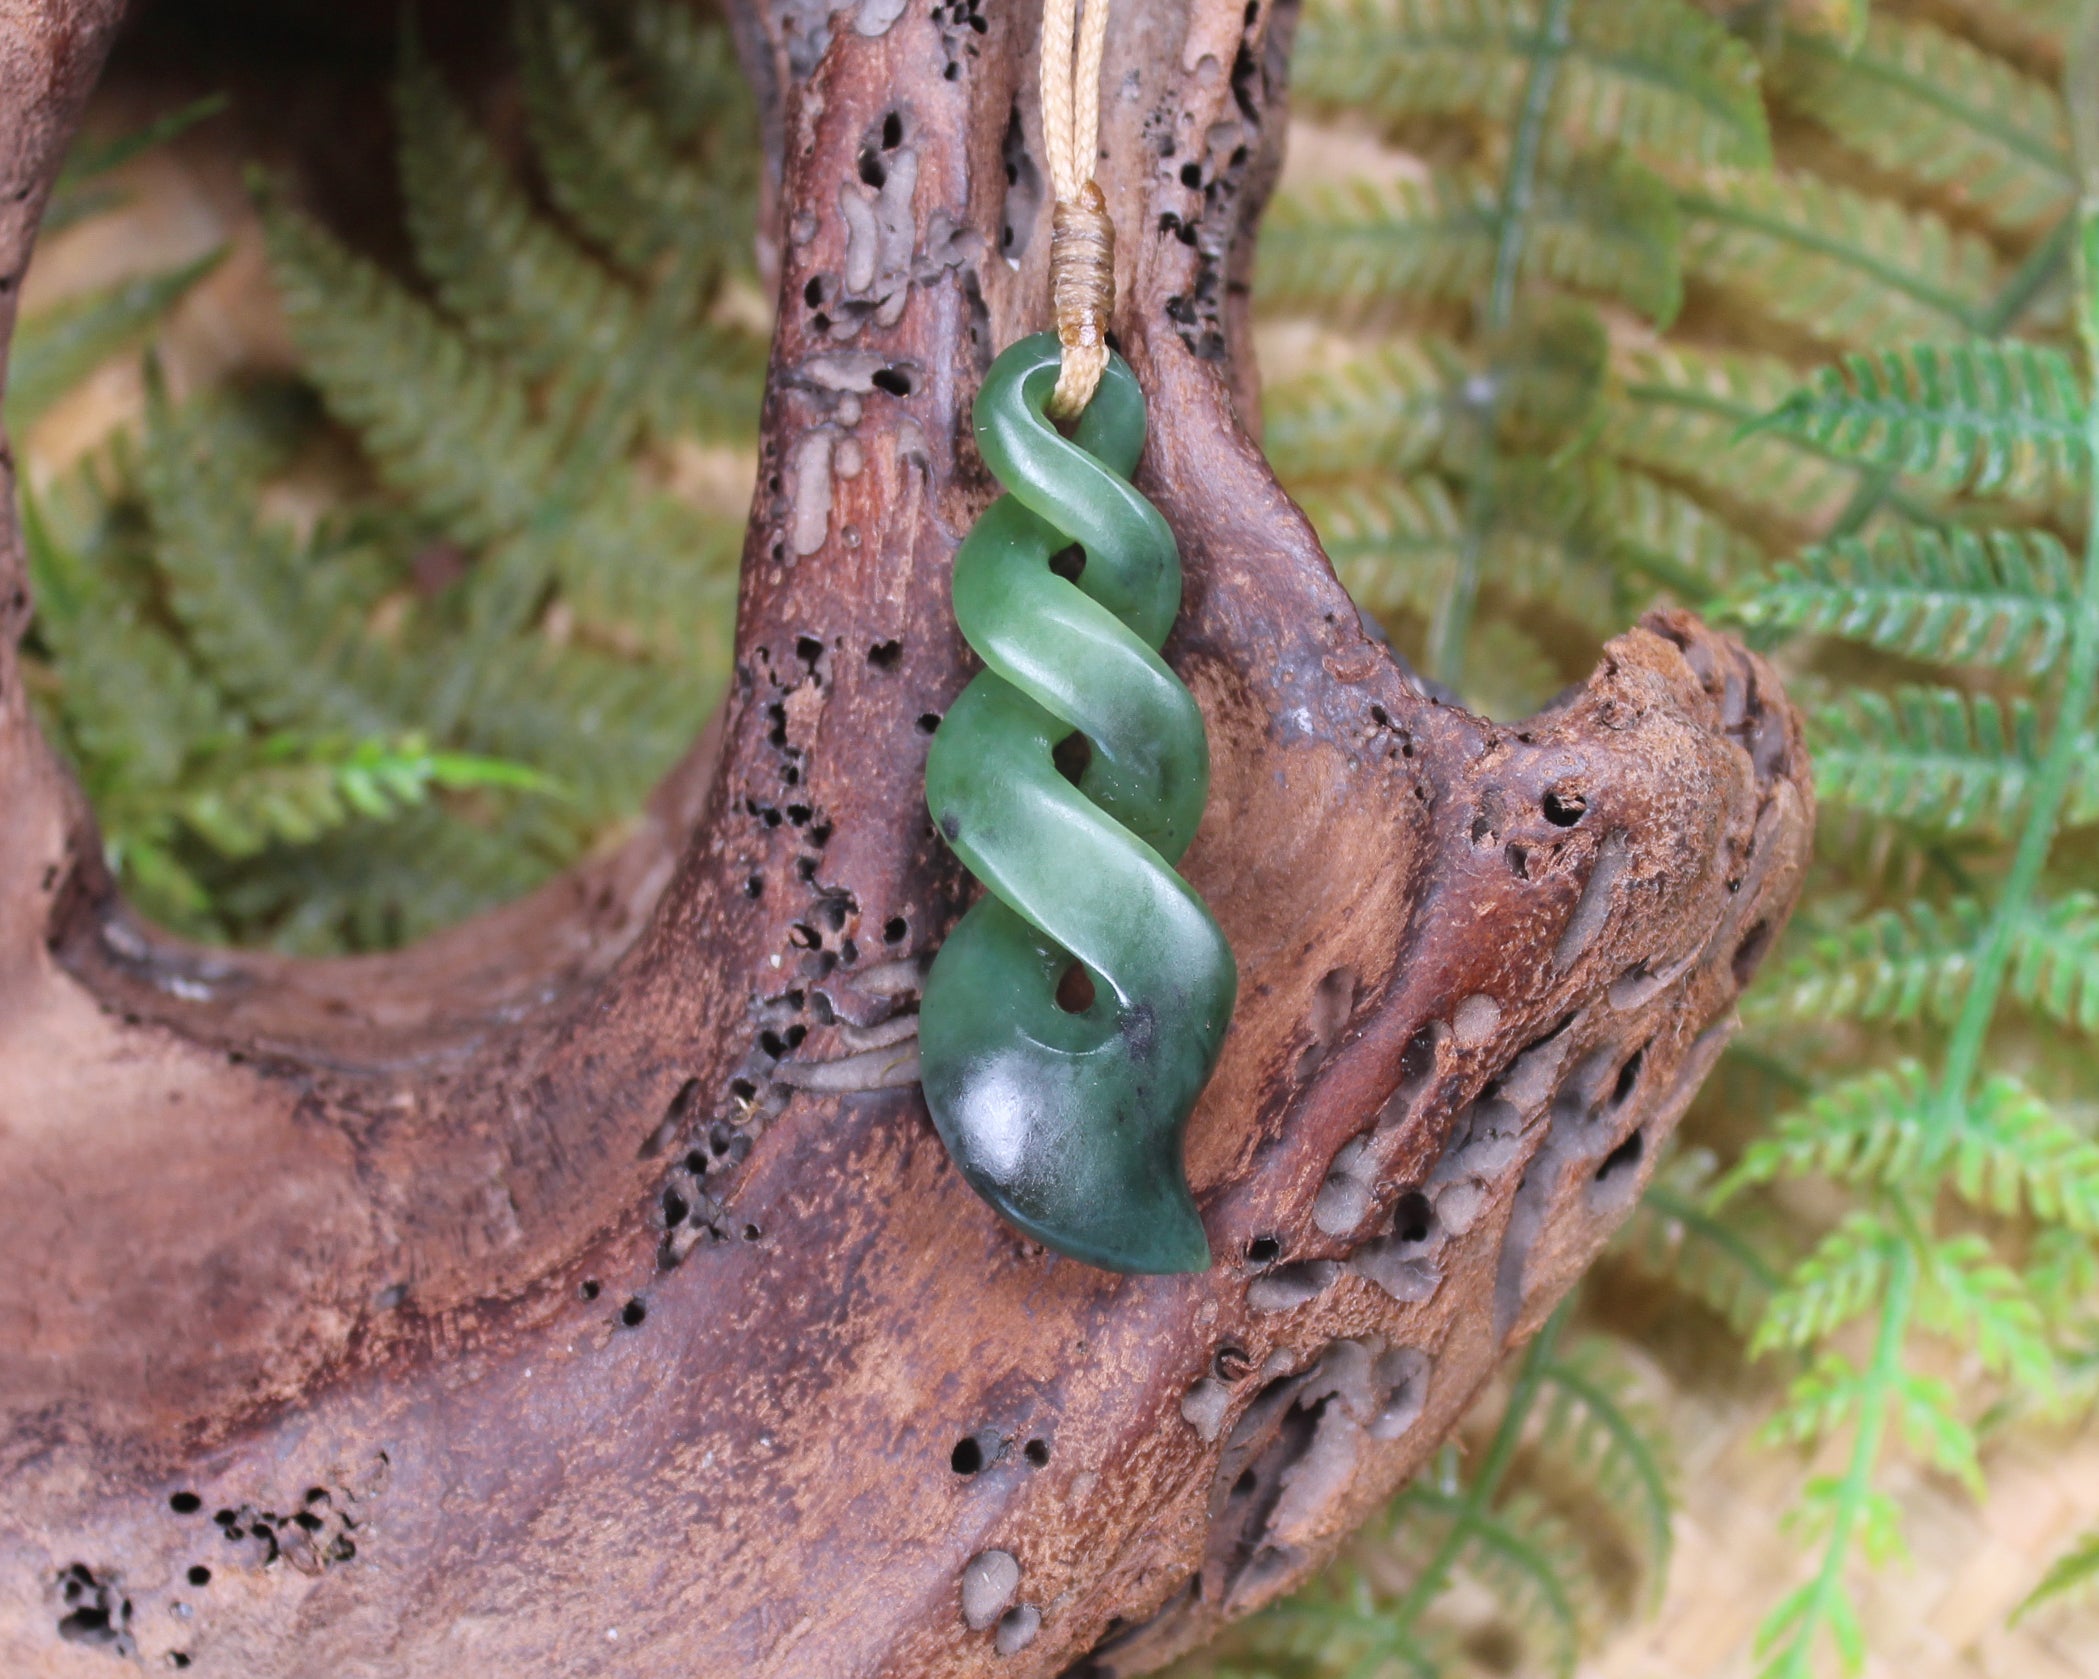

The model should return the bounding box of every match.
[0,1,1811,1674]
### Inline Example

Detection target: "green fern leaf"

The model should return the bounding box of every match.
[20,479,228,795]
[1262,154,1683,324]
[1810,685,2096,837]
[1536,1344,1675,1594]
[1748,892,2099,1036]
[392,36,761,443]
[1400,1482,1585,1677]
[138,386,407,737]
[1611,344,1859,529]
[1890,1369,1985,1494]
[1755,343,2089,500]
[265,195,738,661]
[42,95,227,236]
[1297,475,1464,622]
[517,0,753,276]
[171,734,549,860]
[1294,0,1770,168]
[1915,1231,2053,1390]
[2016,1527,2099,1621]
[1615,1167,1781,1333]
[7,250,221,431]
[1265,340,1454,481]
[1753,1209,1899,1355]
[1723,525,2079,674]
[1721,1063,1938,1201]
[1947,1074,2099,1234]
[1762,1351,1866,1450]
[264,197,554,541]
[1679,171,2000,346]
[1772,14,2074,234]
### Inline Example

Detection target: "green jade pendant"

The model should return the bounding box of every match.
[921,333,1237,1274]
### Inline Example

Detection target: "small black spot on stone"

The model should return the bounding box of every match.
[919,712,942,734]
[186,1566,210,1587]
[951,1435,985,1474]
[882,110,904,149]
[1024,1438,1050,1467]
[580,1279,601,1300]
[868,639,902,669]
[1180,162,1202,188]
[621,1298,648,1328]
[1245,1234,1280,1265]
[859,149,887,187]
[884,916,908,943]
[169,1492,202,1515]
[1543,788,1587,826]
[871,366,913,396]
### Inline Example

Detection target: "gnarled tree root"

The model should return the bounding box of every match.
[0,0,1811,1674]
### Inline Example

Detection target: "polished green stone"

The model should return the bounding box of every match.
[920,334,1236,1275]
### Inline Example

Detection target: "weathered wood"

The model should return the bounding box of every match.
[0,1,1812,1674]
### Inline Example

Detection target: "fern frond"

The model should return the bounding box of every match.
[1294,0,1769,168]
[1752,1209,1899,1354]
[138,387,406,737]
[1723,525,2079,674]
[1614,1167,1781,1333]
[1888,1369,1984,1493]
[1756,343,2089,501]
[1611,344,1858,528]
[20,480,227,794]
[1265,340,1454,481]
[1262,155,1683,324]
[1679,171,2000,346]
[7,250,220,431]
[392,38,761,442]
[1762,1351,1865,1450]
[516,0,752,276]
[1592,463,1765,600]
[165,735,550,860]
[1946,1074,2099,1234]
[1721,1063,1937,1199]
[1398,1482,1585,1677]
[1914,1231,2053,1389]
[1810,685,2096,837]
[2017,1527,2099,1621]
[265,197,554,541]
[1535,1344,1675,1594]
[1772,14,2074,234]
[622,0,754,142]
[1749,892,2099,1036]
[1297,475,1464,621]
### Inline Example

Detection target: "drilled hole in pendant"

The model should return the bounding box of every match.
[1052,731,1092,785]
[1047,544,1085,582]
[1055,963,1096,1014]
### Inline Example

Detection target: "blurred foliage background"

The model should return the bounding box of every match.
[8,1,2099,1675]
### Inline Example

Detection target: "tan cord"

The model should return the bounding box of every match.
[1039,0,1115,419]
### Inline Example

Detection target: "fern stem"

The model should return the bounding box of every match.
[1976,213,2075,338]
[1931,210,2099,1132]
[1769,1229,1916,1679]
[1430,0,1575,685]
[1384,1302,1571,1643]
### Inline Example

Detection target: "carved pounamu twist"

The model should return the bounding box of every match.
[921,333,1236,1274]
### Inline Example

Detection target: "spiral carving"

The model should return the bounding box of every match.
[921,333,1237,1274]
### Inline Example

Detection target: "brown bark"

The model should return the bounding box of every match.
[0,1,1813,1675]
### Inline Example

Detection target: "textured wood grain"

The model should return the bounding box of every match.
[0,2,1812,1674]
